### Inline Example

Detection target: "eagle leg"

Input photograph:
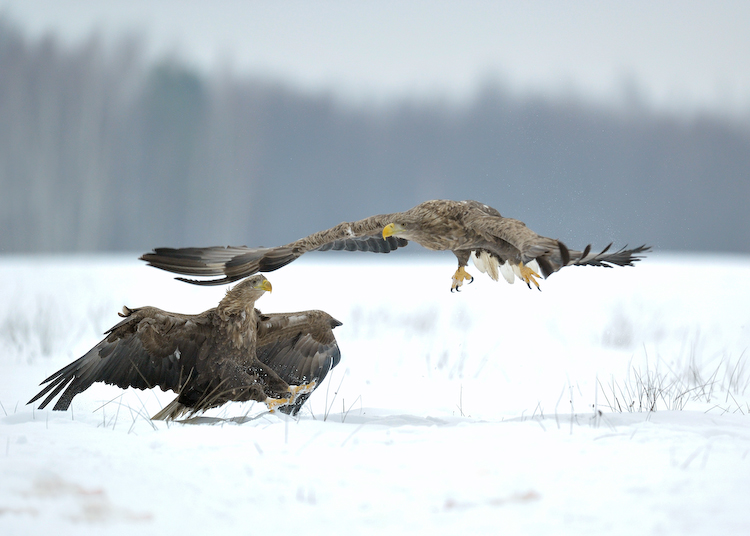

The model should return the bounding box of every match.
[265,380,317,413]
[450,266,474,292]
[518,262,541,291]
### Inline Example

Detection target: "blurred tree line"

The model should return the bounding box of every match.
[1,19,749,254]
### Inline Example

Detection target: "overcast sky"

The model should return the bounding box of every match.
[3,0,749,116]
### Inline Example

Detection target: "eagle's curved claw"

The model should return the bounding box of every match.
[451,266,474,292]
[266,380,317,413]
[518,262,541,291]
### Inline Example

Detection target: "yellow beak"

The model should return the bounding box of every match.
[382,223,399,239]
[257,279,273,293]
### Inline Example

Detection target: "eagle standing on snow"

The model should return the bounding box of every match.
[28,275,341,419]
[141,199,649,292]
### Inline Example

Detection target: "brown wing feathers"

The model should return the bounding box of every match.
[315,234,406,253]
[141,215,410,285]
[28,308,204,411]
[252,310,342,416]
[30,338,187,411]
[256,313,342,384]
[139,246,297,286]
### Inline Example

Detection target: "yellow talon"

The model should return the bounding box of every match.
[518,262,541,290]
[451,266,474,292]
[265,396,291,413]
[289,380,316,396]
[265,380,317,413]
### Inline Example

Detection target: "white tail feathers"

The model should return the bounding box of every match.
[470,251,541,285]
[471,250,500,281]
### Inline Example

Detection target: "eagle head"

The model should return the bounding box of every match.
[382,222,408,239]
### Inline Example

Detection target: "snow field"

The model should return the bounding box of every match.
[1,252,749,535]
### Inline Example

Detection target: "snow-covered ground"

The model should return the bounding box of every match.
[1,252,749,535]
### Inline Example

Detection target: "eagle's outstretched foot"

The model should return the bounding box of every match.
[265,380,317,413]
[518,262,541,290]
[451,266,474,292]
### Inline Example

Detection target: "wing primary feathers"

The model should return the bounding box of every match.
[28,353,96,410]
[175,275,236,286]
[573,244,650,268]
[146,238,407,285]
[558,240,570,266]
[28,374,70,409]
[142,246,297,285]
[140,213,408,284]
[315,236,406,253]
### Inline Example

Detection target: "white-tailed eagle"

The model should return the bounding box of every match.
[28,275,341,419]
[141,199,649,292]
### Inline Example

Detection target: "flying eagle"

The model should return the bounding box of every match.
[141,199,649,292]
[28,275,342,419]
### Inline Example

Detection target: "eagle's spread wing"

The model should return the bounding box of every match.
[255,310,342,416]
[28,306,211,411]
[141,214,408,286]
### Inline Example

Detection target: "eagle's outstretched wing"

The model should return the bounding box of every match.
[141,215,409,286]
[28,306,211,411]
[255,310,342,416]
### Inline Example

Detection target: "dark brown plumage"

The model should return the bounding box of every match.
[27,275,341,419]
[141,199,649,291]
